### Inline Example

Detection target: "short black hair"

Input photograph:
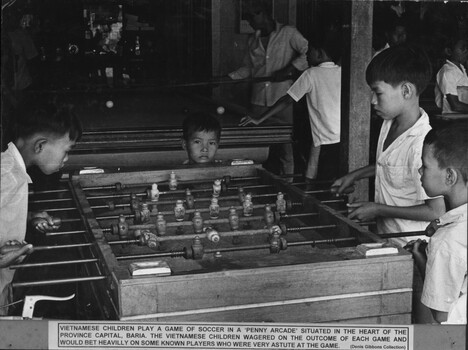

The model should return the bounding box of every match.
[366,45,432,96]
[182,112,221,141]
[424,122,468,183]
[308,29,342,63]
[443,36,468,56]
[14,102,82,141]
[244,0,273,17]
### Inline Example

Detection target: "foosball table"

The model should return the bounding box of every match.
[14,163,414,324]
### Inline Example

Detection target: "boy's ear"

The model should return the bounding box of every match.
[181,139,187,150]
[445,168,458,186]
[401,82,414,99]
[34,138,48,154]
[444,47,452,57]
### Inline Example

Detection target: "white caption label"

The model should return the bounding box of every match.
[49,322,413,350]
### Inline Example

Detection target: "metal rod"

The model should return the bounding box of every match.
[287,224,337,232]
[105,215,267,233]
[28,188,70,196]
[33,242,94,251]
[84,174,306,193]
[11,258,99,269]
[46,230,87,236]
[96,201,301,221]
[36,207,78,212]
[12,276,106,288]
[29,198,73,204]
[320,199,345,204]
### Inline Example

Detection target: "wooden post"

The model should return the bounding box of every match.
[340,1,373,201]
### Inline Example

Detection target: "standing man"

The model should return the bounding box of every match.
[230,1,308,176]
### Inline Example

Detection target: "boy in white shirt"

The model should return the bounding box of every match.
[0,103,81,315]
[434,37,468,114]
[331,45,446,324]
[239,35,341,181]
[409,123,467,324]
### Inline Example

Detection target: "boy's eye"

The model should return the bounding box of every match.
[209,141,217,146]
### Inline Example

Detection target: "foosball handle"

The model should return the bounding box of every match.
[22,294,75,319]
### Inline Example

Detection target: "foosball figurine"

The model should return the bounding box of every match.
[243,193,253,217]
[156,213,167,235]
[276,192,286,215]
[185,188,195,209]
[264,204,274,228]
[140,203,151,223]
[228,207,240,231]
[117,214,129,239]
[169,171,178,190]
[174,200,185,222]
[212,179,222,198]
[238,187,245,203]
[205,227,220,243]
[192,210,204,234]
[150,183,160,201]
[209,197,220,219]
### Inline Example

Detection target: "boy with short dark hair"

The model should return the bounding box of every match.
[240,33,342,181]
[434,37,468,114]
[331,45,446,324]
[332,45,446,247]
[0,103,81,315]
[410,123,467,324]
[182,112,221,165]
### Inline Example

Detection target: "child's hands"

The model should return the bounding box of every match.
[347,201,381,221]
[30,212,61,233]
[0,240,33,268]
[404,239,428,258]
[239,115,262,126]
[330,176,355,196]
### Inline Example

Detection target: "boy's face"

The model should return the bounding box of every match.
[183,130,219,164]
[419,144,446,197]
[388,26,407,47]
[307,47,321,66]
[451,39,468,65]
[369,81,404,120]
[36,133,76,175]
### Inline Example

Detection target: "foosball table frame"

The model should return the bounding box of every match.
[17,163,413,324]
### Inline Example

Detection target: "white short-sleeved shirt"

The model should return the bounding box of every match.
[435,60,468,114]
[229,22,308,107]
[422,204,467,324]
[287,62,341,147]
[0,142,31,313]
[374,109,432,247]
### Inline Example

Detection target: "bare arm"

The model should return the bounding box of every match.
[431,310,448,324]
[348,196,446,223]
[330,165,375,195]
[239,95,295,126]
[446,94,468,113]
[373,196,445,222]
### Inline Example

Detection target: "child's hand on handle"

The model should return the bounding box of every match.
[30,212,62,233]
[0,240,33,268]
[330,175,355,197]
[404,239,428,258]
[347,201,381,222]
[239,115,262,126]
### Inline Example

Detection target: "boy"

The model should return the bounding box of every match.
[434,37,468,114]
[410,123,467,324]
[239,34,341,181]
[331,45,446,324]
[182,112,221,165]
[0,103,81,315]
[331,45,445,247]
